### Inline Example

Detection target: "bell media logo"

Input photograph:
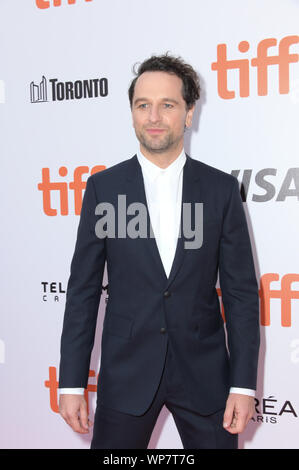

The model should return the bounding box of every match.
[30,76,108,103]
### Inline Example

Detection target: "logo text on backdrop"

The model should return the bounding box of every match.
[212,35,299,98]
[30,76,108,103]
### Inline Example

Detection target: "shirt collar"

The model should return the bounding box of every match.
[136,148,186,179]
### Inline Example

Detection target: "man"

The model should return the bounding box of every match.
[58,54,260,449]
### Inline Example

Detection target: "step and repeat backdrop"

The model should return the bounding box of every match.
[1,0,298,449]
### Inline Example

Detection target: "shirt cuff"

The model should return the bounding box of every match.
[229,387,255,397]
[59,388,85,395]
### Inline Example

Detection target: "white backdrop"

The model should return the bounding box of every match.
[1,0,299,449]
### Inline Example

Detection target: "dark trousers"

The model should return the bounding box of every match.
[91,339,238,449]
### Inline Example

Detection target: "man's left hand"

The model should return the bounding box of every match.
[223,393,255,434]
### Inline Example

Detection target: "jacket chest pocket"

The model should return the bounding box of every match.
[106,313,133,339]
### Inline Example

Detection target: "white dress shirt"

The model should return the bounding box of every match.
[59,149,255,397]
[138,147,186,278]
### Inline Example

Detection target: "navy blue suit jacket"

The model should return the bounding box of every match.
[59,154,260,416]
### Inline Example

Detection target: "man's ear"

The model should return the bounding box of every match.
[185,104,195,128]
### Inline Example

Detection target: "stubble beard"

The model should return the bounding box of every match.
[136,128,183,155]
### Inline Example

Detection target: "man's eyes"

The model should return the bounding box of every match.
[137,103,174,109]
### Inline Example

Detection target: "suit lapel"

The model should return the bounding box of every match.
[166,154,200,288]
[125,155,167,284]
[124,154,200,288]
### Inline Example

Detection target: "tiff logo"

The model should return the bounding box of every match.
[36,0,93,9]
[45,366,97,414]
[211,35,299,99]
[37,165,106,216]
[217,273,299,328]
[260,273,299,327]
[30,76,47,103]
[0,80,5,103]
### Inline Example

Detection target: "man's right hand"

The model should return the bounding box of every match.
[59,394,91,434]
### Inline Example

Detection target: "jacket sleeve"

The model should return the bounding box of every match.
[219,176,260,390]
[59,175,106,389]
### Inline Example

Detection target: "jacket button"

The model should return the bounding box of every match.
[164,290,171,298]
[160,327,166,334]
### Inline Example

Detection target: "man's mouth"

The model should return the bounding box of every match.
[146,128,166,134]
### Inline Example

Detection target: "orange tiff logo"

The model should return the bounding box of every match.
[45,367,97,413]
[218,273,299,327]
[259,273,299,327]
[36,0,93,9]
[211,35,299,98]
[37,165,106,216]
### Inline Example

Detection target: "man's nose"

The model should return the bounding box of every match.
[148,105,161,123]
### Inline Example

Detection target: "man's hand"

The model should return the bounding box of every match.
[59,394,92,434]
[223,393,255,434]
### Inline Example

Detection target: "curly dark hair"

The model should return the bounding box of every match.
[128,53,200,110]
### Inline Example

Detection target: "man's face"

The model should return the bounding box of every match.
[131,71,194,155]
